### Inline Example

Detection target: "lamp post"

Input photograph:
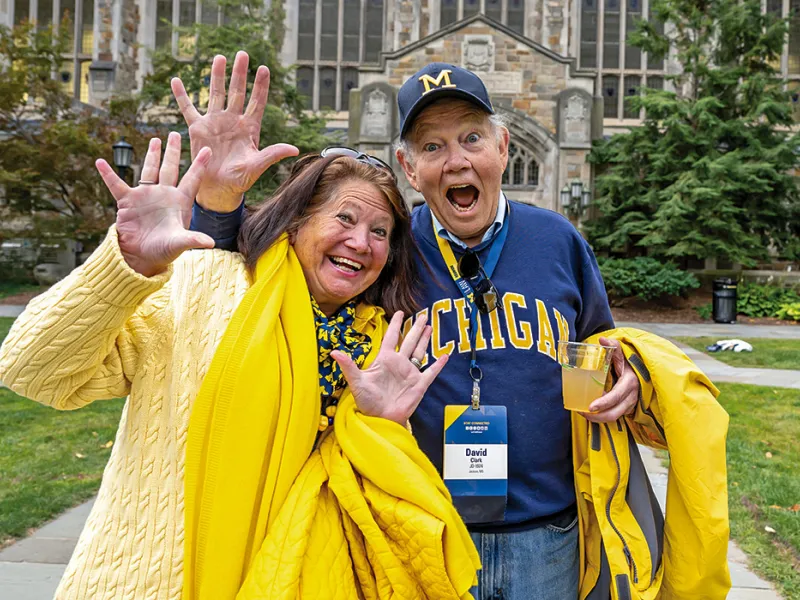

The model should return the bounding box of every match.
[112,137,134,180]
[560,180,592,220]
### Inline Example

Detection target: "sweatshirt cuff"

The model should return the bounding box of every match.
[80,226,173,307]
[190,200,244,251]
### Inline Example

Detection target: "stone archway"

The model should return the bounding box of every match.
[495,106,559,210]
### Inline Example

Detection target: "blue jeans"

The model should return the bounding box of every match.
[469,516,579,600]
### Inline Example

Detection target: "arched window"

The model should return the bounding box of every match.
[502,142,539,188]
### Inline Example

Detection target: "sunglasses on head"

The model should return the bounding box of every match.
[320,146,397,183]
[458,250,500,314]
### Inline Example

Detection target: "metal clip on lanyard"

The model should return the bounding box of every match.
[433,210,509,410]
[470,355,482,410]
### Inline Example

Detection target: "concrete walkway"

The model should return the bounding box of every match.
[620,322,800,390]
[0,500,93,599]
[617,321,800,340]
[0,320,795,598]
[0,306,27,318]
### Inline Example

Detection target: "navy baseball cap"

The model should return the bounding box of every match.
[398,63,494,138]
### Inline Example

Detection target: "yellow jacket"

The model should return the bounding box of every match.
[575,328,731,600]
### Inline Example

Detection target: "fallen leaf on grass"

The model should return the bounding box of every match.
[102,441,113,449]
[91,431,98,437]
[74,453,85,459]
[731,481,739,487]
[766,452,773,459]
[790,504,800,512]
[769,505,783,510]
[765,526,776,534]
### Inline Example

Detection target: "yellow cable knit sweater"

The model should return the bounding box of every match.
[0,228,251,600]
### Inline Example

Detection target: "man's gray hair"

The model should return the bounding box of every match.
[394,112,508,165]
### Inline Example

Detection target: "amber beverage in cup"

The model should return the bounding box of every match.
[557,341,614,412]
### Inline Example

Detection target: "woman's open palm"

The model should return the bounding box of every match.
[171,51,299,212]
[95,133,214,277]
[332,312,449,425]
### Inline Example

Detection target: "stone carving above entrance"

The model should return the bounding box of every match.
[462,35,495,72]
[349,82,397,145]
[557,88,593,149]
[362,88,390,138]
[567,94,588,122]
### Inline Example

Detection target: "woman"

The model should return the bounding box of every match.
[0,68,478,599]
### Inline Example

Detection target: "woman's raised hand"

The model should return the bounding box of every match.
[171,51,299,212]
[95,132,215,277]
[331,313,449,425]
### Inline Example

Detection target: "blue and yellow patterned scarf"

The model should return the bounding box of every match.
[311,297,372,397]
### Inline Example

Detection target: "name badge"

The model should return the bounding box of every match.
[443,405,508,524]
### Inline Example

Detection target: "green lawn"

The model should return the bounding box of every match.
[0,317,14,344]
[0,317,124,546]
[0,389,123,546]
[0,282,45,301]
[674,337,800,370]
[718,383,800,599]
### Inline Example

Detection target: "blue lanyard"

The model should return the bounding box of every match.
[432,208,510,406]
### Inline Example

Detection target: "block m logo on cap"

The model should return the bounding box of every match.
[418,69,457,95]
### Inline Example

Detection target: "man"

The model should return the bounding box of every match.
[390,63,640,599]
[186,55,641,599]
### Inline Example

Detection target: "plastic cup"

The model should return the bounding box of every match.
[557,341,614,412]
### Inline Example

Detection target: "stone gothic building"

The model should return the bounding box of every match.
[4,0,800,210]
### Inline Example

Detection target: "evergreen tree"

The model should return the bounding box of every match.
[140,0,331,199]
[587,0,800,266]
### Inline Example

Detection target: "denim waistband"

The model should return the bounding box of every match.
[467,503,578,534]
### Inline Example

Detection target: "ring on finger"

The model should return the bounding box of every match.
[410,357,423,371]
[139,180,157,185]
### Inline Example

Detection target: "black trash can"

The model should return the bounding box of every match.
[712,278,738,323]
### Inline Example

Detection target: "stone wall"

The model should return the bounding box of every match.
[386,23,570,136]
[381,20,585,210]
[90,0,139,105]
[97,0,113,61]
[116,0,140,93]
[0,0,10,27]
[393,0,418,48]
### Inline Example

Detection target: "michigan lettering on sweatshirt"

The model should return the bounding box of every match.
[408,201,614,531]
[402,292,573,366]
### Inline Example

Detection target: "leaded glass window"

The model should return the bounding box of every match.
[502,143,540,188]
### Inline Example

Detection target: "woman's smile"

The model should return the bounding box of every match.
[293,179,393,315]
[328,255,364,274]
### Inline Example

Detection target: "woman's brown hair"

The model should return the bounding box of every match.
[238,154,420,316]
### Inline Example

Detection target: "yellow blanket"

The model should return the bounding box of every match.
[183,236,479,600]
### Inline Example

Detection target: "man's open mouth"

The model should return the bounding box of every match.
[329,256,363,273]
[446,184,479,213]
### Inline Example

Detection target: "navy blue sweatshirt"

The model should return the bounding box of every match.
[408,201,613,531]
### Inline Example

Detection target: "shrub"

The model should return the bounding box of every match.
[0,259,36,284]
[775,302,800,321]
[695,303,713,320]
[598,257,700,302]
[736,283,800,318]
